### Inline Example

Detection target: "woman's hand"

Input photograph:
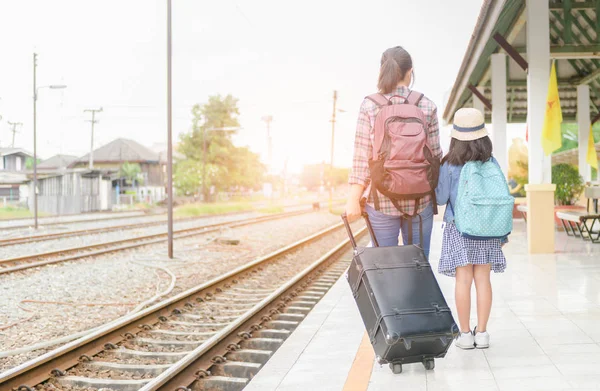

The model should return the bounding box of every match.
[345,198,362,222]
[345,184,366,222]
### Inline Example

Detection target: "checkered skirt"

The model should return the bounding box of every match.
[438,222,506,277]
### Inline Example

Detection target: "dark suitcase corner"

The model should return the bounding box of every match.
[342,213,459,374]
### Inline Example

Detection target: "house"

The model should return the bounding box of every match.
[69,138,168,203]
[0,148,32,172]
[0,172,29,206]
[38,154,79,172]
[29,169,112,215]
[0,148,33,205]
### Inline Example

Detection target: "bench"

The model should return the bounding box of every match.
[517,204,528,222]
[556,211,600,243]
[585,186,600,214]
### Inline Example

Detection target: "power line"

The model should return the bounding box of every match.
[84,107,103,169]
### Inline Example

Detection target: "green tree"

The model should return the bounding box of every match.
[228,147,266,190]
[179,95,240,162]
[552,163,584,205]
[174,160,202,196]
[177,95,265,199]
[119,162,143,187]
[25,157,42,169]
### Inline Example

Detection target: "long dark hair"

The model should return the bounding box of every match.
[378,46,413,94]
[442,136,493,166]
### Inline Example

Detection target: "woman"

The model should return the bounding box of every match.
[345,46,442,259]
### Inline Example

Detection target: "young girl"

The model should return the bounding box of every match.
[435,107,507,350]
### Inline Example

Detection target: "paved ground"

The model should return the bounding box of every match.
[246,219,600,391]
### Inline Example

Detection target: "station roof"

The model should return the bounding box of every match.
[444,0,600,124]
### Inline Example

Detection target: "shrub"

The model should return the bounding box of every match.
[552,164,584,205]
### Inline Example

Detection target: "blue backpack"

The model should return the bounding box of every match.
[453,159,514,240]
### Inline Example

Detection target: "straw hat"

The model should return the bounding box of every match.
[451,108,489,141]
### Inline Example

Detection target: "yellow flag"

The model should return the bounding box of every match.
[588,126,598,170]
[541,62,563,155]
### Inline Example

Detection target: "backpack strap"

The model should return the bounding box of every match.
[365,93,390,107]
[403,213,424,249]
[405,91,424,106]
[371,186,381,211]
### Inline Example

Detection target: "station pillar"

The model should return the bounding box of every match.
[491,53,508,176]
[577,84,592,182]
[526,0,556,254]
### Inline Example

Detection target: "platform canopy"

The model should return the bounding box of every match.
[444,0,600,125]
[444,0,600,255]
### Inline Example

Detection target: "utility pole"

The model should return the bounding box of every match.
[84,108,103,169]
[33,53,38,229]
[7,121,22,148]
[167,0,174,258]
[261,115,273,200]
[32,53,66,229]
[329,90,337,212]
[202,126,207,202]
[261,116,273,172]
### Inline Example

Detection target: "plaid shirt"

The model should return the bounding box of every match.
[349,86,442,216]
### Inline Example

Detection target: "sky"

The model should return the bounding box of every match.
[0,0,494,174]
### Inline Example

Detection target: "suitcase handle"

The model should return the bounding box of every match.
[341,212,379,249]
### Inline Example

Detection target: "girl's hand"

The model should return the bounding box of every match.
[345,199,362,222]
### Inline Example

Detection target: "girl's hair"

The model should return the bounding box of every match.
[378,46,413,94]
[441,136,493,166]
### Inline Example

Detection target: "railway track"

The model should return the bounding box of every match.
[0,210,145,223]
[0,211,152,231]
[0,200,338,244]
[0,199,337,232]
[0,212,255,247]
[0,220,366,391]
[0,209,313,275]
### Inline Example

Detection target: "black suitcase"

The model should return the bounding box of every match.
[342,213,458,374]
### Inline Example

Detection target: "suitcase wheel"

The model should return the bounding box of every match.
[389,363,403,374]
[423,359,435,371]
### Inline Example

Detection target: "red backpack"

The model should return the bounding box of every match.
[365,91,440,216]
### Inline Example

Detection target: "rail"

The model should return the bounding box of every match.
[0,222,366,390]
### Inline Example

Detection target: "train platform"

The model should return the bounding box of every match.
[245,220,600,391]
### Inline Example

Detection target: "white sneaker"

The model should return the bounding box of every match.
[474,327,490,349]
[455,331,475,350]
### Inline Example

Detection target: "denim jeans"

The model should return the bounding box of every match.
[365,202,434,259]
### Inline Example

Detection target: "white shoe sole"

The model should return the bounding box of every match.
[456,343,475,350]
[475,344,489,349]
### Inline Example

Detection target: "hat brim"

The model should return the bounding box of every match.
[451,127,489,141]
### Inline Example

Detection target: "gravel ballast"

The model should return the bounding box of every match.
[0,211,145,230]
[35,221,365,391]
[0,210,265,242]
[0,211,349,373]
[0,211,270,260]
